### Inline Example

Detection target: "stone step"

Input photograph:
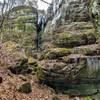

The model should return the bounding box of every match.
[54,32,96,48]
[73,44,100,55]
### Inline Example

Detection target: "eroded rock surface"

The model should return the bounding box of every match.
[90,0,100,33]
[37,0,100,96]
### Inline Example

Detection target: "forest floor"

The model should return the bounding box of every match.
[0,65,80,100]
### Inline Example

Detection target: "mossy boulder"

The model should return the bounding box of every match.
[9,57,37,74]
[9,58,30,74]
[55,33,96,48]
[36,67,45,83]
[18,82,32,93]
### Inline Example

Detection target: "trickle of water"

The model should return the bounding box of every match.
[87,57,100,73]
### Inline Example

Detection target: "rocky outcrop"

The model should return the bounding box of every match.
[36,0,100,96]
[2,6,37,53]
[45,0,91,33]
[90,0,100,33]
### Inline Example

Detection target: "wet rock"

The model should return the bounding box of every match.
[37,54,100,96]
[66,84,99,96]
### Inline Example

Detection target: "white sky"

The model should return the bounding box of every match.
[38,0,52,10]
[0,0,52,10]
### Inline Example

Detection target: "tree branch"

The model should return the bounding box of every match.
[40,0,52,5]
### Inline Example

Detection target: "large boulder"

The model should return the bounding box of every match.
[17,82,32,93]
[0,41,36,74]
[37,53,100,96]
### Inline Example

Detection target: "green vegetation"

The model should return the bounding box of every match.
[55,32,96,48]
[1,6,37,54]
[36,67,45,82]
[41,48,72,60]
[9,58,29,74]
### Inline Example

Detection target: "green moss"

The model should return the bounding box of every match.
[43,48,72,60]
[18,82,32,93]
[73,47,95,55]
[1,6,37,53]
[55,33,96,48]
[67,84,98,96]
[52,95,59,100]
[36,67,45,82]
[9,58,30,74]
[28,57,38,66]
[84,96,93,100]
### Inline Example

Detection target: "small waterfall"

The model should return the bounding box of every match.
[86,57,100,76]
[36,14,46,52]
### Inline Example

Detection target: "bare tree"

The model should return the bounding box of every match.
[0,0,16,29]
[40,0,52,5]
[27,0,38,8]
[0,0,16,42]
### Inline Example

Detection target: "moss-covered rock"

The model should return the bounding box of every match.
[52,95,59,100]
[36,67,45,82]
[90,0,100,34]
[55,33,96,48]
[66,84,99,96]
[41,48,72,60]
[37,54,100,96]
[1,6,37,54]
[28,57,38,66]
[9,58,29,74]
[18,82,32,93]
[73,44,100,55]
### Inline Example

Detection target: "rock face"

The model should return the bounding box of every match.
[90,0,100,33]
[37,0,100,96]
[2,6,37,53]
[45,0,91,32]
